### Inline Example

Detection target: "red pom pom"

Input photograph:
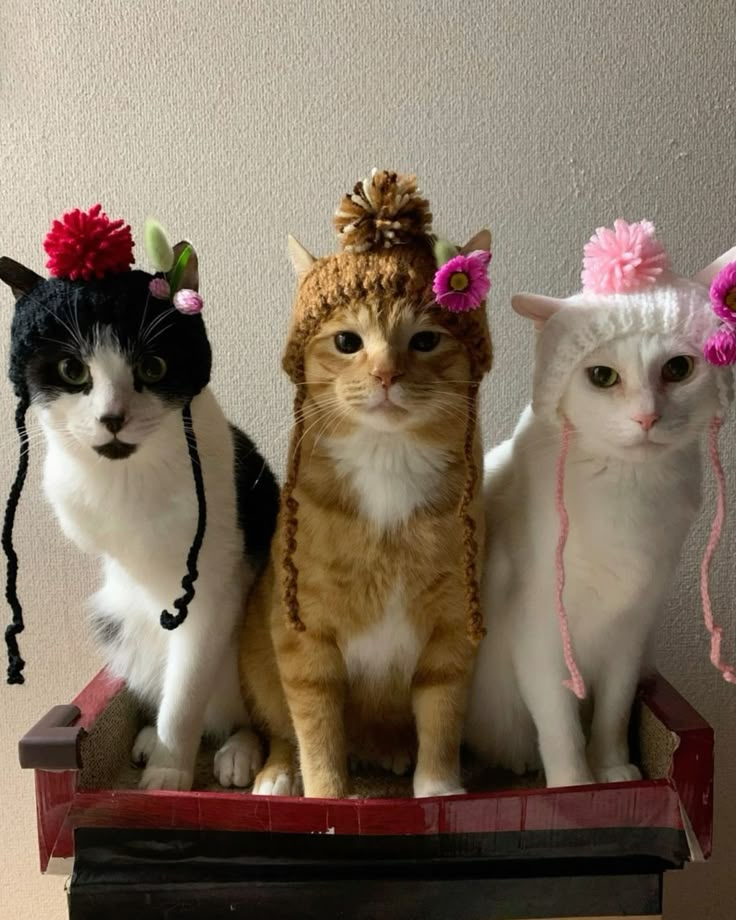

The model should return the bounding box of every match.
[43,204,135,280]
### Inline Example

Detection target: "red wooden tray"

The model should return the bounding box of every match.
[20,669,713,874]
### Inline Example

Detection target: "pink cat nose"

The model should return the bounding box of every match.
[371,367,403,389]
[632,412,660,431]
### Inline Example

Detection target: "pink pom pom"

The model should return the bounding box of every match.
[148,277,170,299]
[704,327,736,366]
[173,288,203,315]
[581,219,670,295]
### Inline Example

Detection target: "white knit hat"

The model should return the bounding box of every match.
[511,219,736,699]
[514,220,735,422]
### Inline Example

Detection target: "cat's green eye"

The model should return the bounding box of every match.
[661,355,695,383]
[410,331,441,353]
[587,366,620,388]
[136,355,167,384]
[57,357,90,387]
[334,332,363,354]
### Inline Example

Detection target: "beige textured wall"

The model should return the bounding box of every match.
[0,1,734,917]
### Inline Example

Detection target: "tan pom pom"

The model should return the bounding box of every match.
[334,169,432,252]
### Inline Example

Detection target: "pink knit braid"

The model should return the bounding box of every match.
[700,416,736,684]
[555,418,586,699]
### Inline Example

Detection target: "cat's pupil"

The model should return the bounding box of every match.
[410,331,441,352]
[587,366,620,388]
[57,357,90,387]
[661,355,694,383]
[334,332,363,354]
[136,355,168,384]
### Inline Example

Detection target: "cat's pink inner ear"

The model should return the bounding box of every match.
[172,241,199,292]
[288,235,316,281]
[693,246,736,287]
[511,293,565,330]
[460,229,492,255]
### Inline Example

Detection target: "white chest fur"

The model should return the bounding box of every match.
[326,429,450,530]
[342,584,421,686]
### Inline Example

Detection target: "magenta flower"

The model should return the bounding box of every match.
[173,288,203,315]
[433,250,491,312]
[704,327,736,366]
[709,262,736,323]
[148,277,171,300]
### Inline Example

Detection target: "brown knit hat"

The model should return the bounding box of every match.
[281,169,493,642]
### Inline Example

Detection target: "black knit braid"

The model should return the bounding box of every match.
[4,396,30,684]
[160,403,207,630]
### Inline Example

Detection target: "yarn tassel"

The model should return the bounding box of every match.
[3,397,30,684]
[700,417,736,683]
[160,403,207,630]
[555,417,586,699]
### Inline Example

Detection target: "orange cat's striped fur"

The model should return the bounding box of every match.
[239,235,491,799]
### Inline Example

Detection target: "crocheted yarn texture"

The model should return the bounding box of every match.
[280,170,492,642]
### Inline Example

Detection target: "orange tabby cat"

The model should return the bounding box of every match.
[239,171,492,798]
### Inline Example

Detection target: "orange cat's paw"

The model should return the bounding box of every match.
[413,774,465,798]
[252,765,301,797]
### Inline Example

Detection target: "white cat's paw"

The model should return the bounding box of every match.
[413,775,465,798]
[131,725,158,766]
[139,764,194,791]
[214,729,263,788]
[544,767,595,788]
[139,740,194,791]
[253,769,300,797]
[594,763,642,784]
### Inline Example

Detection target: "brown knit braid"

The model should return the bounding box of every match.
[459,382,485,644]
[281,368,307,632]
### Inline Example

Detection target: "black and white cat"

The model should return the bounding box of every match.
[1,245,279,791]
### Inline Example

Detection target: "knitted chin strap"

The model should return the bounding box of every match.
[700,416,736,683]
[3,395,30,684]
[160,403,207,630]
[554,417,586,699]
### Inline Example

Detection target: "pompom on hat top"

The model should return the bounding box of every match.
[280,169,493,644]
[529,219,736,699]
[1,205,209,684]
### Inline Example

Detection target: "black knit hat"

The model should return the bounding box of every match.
[0,206,212,684]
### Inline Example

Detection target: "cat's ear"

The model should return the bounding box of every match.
[511,293,565,330]
[693,246,736,287]
[0,257,44,301]
[287,235,316,281]
[172,241,199,292]
[459,229,492,254]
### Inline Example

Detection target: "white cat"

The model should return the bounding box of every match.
[465,230,734,788]
[1,242,279,791]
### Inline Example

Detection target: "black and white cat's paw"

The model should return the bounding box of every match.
[593,763,642,784]
[131,725,158,766]
[135,735,194,791]
[214,728,263,788]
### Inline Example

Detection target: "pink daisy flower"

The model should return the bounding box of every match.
[709,262,736,323]
[433,250,491,312]
[704,327,736,367]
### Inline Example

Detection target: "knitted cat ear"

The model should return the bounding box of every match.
[0,257,44,301]
[512,293,565,330]
[694,246,736,287]
[460,229,492,255]
[287,235,316,281]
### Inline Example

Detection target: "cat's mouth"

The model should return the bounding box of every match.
[94,440,138,460]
